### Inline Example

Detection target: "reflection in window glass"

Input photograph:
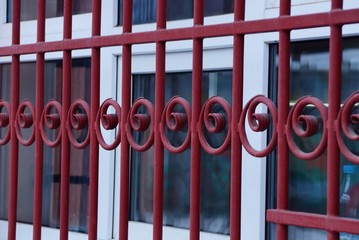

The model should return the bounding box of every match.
[118,0,233,25]
[0,59,91,233]
[6,0,91,22]
[130,70,232,234]
[267,37,359,239]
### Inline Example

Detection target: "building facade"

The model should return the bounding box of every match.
[0,0,359,240]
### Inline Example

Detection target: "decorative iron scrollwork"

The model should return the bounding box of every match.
[0,101,11,145]
[286,96,327,160]
[337,91,359,164]
[161,96,191,153]
[40,100,62,147]
[126,98,154,152]
[199,96,231,155]
[96,98,122,150]
[67,99,90,149]
[239,95,277,157]
[15,100,35,146]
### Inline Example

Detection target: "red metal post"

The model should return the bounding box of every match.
[119,0,133,239]
[190,0,204,239]
[230,0,245,239]
[8,0,20,239]
[327,0,343,239]
[277,0,291,240]
[88,0,101,239]
[60,0,72,239]
[153,0,166,238]
[33,0,46,239]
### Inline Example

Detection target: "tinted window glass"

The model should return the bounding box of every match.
[7,0,91,22]
[130,70,232,234]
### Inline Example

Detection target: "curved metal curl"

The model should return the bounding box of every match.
[198,96,231,155]
[126,98,154,152]
[0,101,11,145]
[67,99,90,149]
[96,98,122,150]
[40,100,62,147]
[337,91,359,164]
[160,96,191,154]
[286,96,327,160]
[239,95,277,157]
[15,100,36,146]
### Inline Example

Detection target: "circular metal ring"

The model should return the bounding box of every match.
[286,96,327,160]
[239,95,277,157]
[337,91,359,164]
[15,100,35,146]
[126,98,154,152]
[96,98,122,150]
[198,96,231,155]
[67,99,90,149]
[160,96,191,154]
[0,101,11,145]
[40,100,62,147]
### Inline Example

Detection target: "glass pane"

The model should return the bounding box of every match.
[7,0,91,22]
[130,70,232,234]
[118,0,233,25]
[267,37,359,238]
[0,59,91,233]
[288,226,326,240]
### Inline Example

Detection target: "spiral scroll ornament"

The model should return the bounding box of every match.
[286,96,327,160]
[40,100,62,147]
[15,100,36,146]
[198,96,231,155]
[239,95,277,157]
[126,98,154,152]
[96,98,122,150]
[160,96,191,154]
[0,101,11,145]
[337,91,359,164]
[67,99,90,149]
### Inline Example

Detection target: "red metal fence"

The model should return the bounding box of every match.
[0,0,359,240]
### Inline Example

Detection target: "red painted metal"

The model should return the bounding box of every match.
[33,1,45,239]
[1,0,359,239]
[190,1,204,239]
[8,0,20,239]
[59,1,73,239]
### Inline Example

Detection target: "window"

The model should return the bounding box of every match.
[130,70,232,234]
[0,58,91,233]
[267,37,359,239]
[6,0,91,22]
[117,0,234,25]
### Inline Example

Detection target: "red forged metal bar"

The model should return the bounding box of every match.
[276,0,291,239]
[230,0,245,239]
[190,0,204,240]
[8,0,20,239]
[88,0,102,240]
[119,0,133,239]
[32,0,46,239]
[327,0,343,239]
[153,0,166,238]
[60,0,72,239]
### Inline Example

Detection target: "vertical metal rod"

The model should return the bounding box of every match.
[190,0,203,239]
[119,0,132,239]
[33,0,46,239]
[277,0,290,240]
[327,1,342,240]
[230,1,245,239]
[60,0,72,239]
[153,0,166,239]
[88,0,101,239]
[8,0,20,239]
